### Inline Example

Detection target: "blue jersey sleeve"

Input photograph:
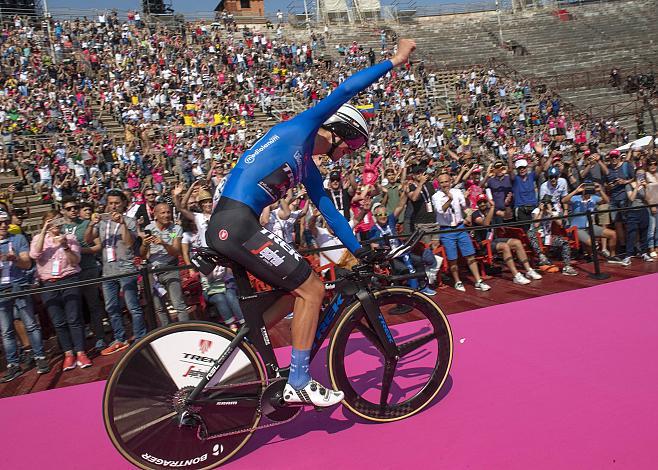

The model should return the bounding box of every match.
[296,60,393,129]
[304,164,362,254]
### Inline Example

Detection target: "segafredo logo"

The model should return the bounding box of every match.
[245,134,280,163]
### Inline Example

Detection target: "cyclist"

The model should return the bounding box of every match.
[206,38,417,408]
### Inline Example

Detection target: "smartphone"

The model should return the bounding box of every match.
[99,213,112,221]
[50,217,66,227]
[144,230,152,237]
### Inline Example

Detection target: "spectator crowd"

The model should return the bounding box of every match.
[0,12,657,385]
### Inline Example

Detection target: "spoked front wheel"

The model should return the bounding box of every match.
[328,287,453,422]
[103,322,266,469]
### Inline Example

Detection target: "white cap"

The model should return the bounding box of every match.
[514,159,529,169]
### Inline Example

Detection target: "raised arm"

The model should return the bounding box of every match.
[304,163,361,254]
[297,39,416,129]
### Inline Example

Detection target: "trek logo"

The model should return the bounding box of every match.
[245,134,280,163]
[182,353,215,364]
[212,444,223,456]
[182,365,206,379]
[199,339,213,354]
[260,229,301,261]
[141,452,208,467]
[250,240,285,267]
[258,163,295,200]
[260,326,270,346]
[377,314,395,343]
[316,294,343,341]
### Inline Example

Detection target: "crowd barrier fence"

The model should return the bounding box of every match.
[3,202,657,332]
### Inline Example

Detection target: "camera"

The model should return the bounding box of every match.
[583,183,596,194]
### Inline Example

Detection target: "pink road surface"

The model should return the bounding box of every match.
[2,274,658,469]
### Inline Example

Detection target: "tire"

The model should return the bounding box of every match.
[103,322,266,470]
[328,287,453,422]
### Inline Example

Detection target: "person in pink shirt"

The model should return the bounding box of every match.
[29,210,92,371]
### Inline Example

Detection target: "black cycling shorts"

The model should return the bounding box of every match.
[206,197,312,291]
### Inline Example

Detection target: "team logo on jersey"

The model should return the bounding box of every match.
[258,228,301,261]
[199,339,213,354]
[218,229,229,241]
[257,163,295,200]
[245,134,280,164]
[249,240,286,267]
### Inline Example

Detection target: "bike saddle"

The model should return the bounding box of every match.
[191,247,232,275]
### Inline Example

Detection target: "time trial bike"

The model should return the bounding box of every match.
[102,229,453,469]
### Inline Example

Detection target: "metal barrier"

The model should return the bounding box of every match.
[4,201,657,311]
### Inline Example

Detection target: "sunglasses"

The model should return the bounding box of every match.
[327,123,367,151]
[0,220,9,225]
[145,193,156,197]
[375,211,388,217]
[64,205,80,211]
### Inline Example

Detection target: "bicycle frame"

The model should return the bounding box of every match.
[185,263,398,404]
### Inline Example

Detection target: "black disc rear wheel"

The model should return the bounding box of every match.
[328,287,453,422]
[103,322,266,469]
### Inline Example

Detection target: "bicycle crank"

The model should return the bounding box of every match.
[261,378,303,422]
[197,378,302,441]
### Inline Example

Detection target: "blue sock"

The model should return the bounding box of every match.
[288,348,311,390]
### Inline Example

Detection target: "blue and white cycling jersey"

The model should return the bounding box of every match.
[220,60,393,254]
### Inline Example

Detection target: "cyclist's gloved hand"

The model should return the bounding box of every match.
[355,246,380,264]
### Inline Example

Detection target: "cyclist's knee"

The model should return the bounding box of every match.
[294,273,325,301]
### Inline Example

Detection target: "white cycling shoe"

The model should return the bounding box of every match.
[283,379,344,408]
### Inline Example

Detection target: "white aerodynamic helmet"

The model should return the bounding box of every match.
[322,103,369,150]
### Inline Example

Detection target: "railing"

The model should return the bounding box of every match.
[5,202,658,307]
[540,64,657,91]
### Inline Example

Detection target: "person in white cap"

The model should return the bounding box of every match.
[507,153,538,227]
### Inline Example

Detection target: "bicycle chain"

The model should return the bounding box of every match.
[195,377,303,441]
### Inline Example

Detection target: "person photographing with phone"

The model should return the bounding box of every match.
[562,182,627,265]
[29,211,92,371]
[140,203,188,326]
[85,189,147,355]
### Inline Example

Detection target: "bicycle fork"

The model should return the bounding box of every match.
[355,290,399,359]
[355,290,401,407]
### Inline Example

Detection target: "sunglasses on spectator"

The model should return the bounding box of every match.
[64,205,80,211]
[145,193,156,197]
[375,211,388,217]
